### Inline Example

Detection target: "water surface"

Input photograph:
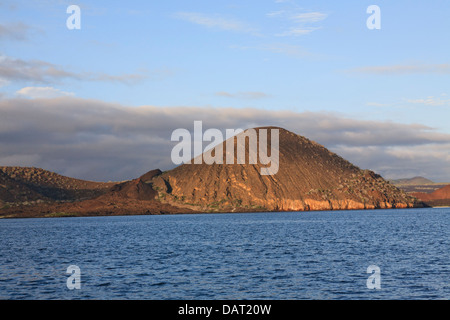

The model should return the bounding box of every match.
[0,208,448,299]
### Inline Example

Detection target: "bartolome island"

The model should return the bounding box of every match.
[0,127,422,218]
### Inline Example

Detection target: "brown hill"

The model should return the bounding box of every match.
[0,168,195,218]
[391,176,448,194]
[152,127,420,212]
[412,185,450,207]
[66,169,195,215]
[391,176,435,186]
[0,127,423,218]
[0,170,47,205]
[0,166,115,207]
[396,184,449,194]
[101,169,162,201]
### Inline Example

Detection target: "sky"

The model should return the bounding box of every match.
[1,0,450,182]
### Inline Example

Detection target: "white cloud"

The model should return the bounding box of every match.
[16,87,75,99]
[334,144,450,182]
[347,63,450,75]
[291,12,328,23]
[230,43,313,58]
[267,5,328,37]
[1,97,450,181]
[266,10,285,17]
[175,12,258,35]
[175,9,327,38]
[276,27,320,37]
[404,96,450,107]
[366,102,390,107]
[368,93,450,109]
[0,54,151,84]
[215,91,270,99]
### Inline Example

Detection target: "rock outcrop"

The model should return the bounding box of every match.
[152,127,420,212]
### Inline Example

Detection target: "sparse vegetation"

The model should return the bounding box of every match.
[0,128,422,218]
[44,212,76,218]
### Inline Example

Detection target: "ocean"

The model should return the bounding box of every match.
[0,208,448,300]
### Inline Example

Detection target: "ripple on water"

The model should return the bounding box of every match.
[0,208,449,299]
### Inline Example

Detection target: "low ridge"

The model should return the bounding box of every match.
[391,176,435,186]
[412,185,450,207]
[0,166,115,206]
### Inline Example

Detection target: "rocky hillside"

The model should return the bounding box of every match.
[152,127,420,212]
[412,185,450,207]
[0,127,423,218]
[56,169,195,216]
[0,168,195,218]
[0,167,116,208]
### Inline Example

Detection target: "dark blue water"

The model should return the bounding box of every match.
[0,208,448,300]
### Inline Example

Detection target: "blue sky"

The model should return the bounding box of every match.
[1,0,450,181]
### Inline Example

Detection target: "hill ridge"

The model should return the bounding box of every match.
[152,127,419,212]
[0,127,423,217]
